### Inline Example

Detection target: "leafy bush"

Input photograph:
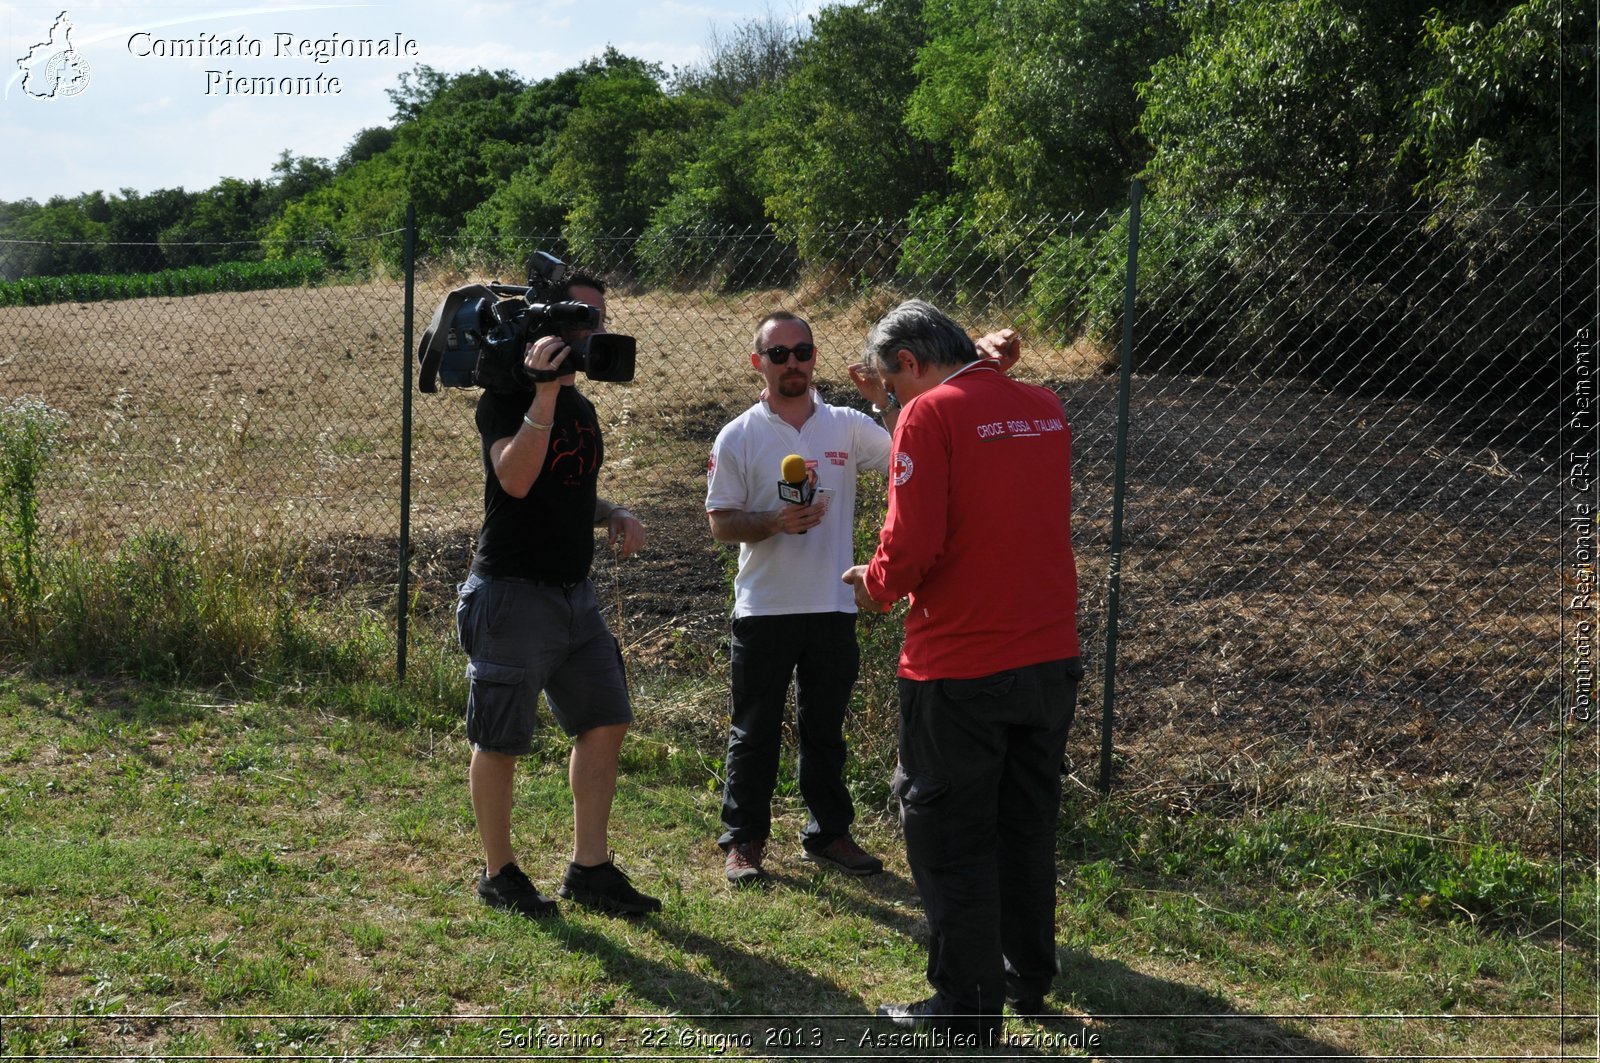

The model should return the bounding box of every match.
[895,198,1005,308]
[1024,224,1122,346]
[636,213,796,292]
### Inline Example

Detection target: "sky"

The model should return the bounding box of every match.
[0,0,783,203]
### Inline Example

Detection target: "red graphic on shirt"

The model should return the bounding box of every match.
[825,449,849,466]
[548,422,599,485]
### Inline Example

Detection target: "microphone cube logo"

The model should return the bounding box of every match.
[17,11,91,99]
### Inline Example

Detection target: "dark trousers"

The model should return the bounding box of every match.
[719,612,860,850]
[894,658,1081,1016]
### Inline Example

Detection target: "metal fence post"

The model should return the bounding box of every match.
[398,203,416,681]
[1099,180,1142,793]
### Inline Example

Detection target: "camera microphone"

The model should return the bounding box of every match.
[778,453,814,534]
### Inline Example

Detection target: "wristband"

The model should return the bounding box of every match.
[522,414,552,432]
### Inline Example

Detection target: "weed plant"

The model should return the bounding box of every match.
[846,474,902,793]
[0,398,68,643]
[0,481,393,688]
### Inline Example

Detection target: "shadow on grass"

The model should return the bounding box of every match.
[542,917,879,1048]
[31,679,219,765]
[1052,948,1363,1060]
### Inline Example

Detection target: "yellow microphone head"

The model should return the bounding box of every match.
[781,453,807,483]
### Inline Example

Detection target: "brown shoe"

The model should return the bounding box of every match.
[803,835,884,876]
[725,840,768,886]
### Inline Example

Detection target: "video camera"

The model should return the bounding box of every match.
[417,252,637,393]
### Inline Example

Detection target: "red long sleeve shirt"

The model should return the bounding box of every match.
[864,362,1079,680]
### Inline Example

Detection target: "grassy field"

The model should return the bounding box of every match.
[0,276,1593,1059]
[0,642,1593,1060]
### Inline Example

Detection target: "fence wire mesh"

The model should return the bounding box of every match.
[0,195,1589,847]
[1098,199,1581,844]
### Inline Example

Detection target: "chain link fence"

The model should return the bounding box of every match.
[0,195,1590,846]
[1096,196,1583,849]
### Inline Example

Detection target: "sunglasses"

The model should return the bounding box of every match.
[761,342,815,365]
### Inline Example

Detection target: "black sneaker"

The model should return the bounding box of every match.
[557,857,662,915]
[1005,989,1048,1017]
[477,862,558,918]
[876,996,1000,1041]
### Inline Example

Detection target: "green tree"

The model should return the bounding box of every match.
[640,12,805,289]
[972,0,1181,222]
[1402,0,1594,206]
[672,8,805,105]
[639,89,793,289]
[460,53,652,264]
[104,188,196,273]
[545,52,721,268]
[0,198,108,278]
[270,151,335,202]
[159,177,271,265]
[264,153,407,268]
[338,126,396,172]
[383,66,536,253]
[653,89,778,233]
[1139,0,1431,208]
[904,0,993,151]
[759,0,945,257]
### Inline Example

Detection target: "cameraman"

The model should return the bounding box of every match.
[456,271,660,918]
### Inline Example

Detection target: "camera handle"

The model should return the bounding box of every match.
[417,282,497,393]
[487,282,533,298]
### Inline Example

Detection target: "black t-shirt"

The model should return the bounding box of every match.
[471,385,603,583]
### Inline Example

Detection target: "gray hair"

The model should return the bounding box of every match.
[863,299,975,376]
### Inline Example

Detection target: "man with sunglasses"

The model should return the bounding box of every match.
[704,311,898,885]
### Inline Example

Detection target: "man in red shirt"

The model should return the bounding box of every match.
[843,300,1082,1041]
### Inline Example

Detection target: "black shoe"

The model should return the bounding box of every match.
[477,862,558,918]
[1005,990,1047,1017]
[557,857,662,915]
[876,996,1000,1041]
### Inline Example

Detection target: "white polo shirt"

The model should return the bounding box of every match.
[706,391,892,618]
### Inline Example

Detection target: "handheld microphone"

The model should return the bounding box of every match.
[778,453,815,533]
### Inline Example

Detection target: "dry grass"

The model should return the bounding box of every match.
[1,278,1103,538]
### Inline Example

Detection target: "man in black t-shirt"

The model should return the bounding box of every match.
[455,271,660,918]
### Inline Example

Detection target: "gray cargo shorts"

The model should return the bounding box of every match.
[455,572,632,753]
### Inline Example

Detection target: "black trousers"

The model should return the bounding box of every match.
[894,657,1081,1016]
[719,612,860,850]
